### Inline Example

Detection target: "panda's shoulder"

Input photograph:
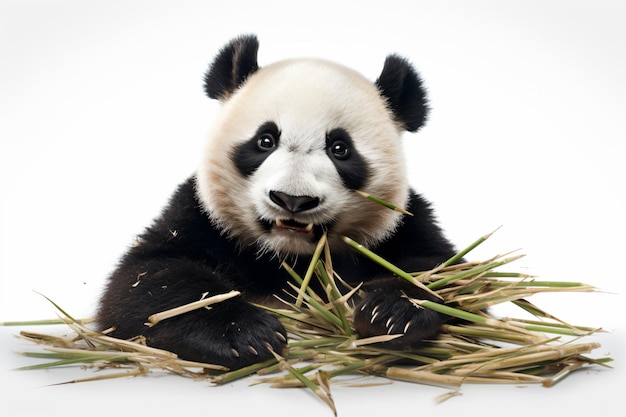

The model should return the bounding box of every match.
[376,189,456,257]
[135,176,226,256]
[153,176,206,229]
[405,189,437,220]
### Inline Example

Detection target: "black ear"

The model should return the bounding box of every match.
[375,55,429,132]
[204,34,260,100]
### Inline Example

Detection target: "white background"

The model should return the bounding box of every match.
[1,0,624,415]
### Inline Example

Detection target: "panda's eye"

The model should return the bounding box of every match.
[257,133,277,151]
[330,141,350,160]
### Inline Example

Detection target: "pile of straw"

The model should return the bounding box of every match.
[4,205,612,415]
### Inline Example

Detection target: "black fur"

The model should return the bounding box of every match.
[204,34,259,100]
[97,178,457,368]
[232,121,281,177]
[376,54,429,132]
[326,128,370,190]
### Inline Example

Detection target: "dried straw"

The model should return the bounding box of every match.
[3,198,612,415]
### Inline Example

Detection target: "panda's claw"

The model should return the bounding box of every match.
[275,331,287,343]
[354,288,444,345]
[385,317,394,329]
[231,348,240,358]
[370,311,379,324]
[403,320,412,334]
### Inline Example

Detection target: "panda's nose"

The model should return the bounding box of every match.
[269,191,320,213]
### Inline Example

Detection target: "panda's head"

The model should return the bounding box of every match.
[196,35,429,257]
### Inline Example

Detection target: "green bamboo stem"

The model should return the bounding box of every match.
[15,354,132,371]
[287,337,347,349]
[507,318,599,333]
[441,324,535,344]
[287,282,344,329]
[411,299,543,342]
[314,261,353,336]
[428,255,524,291]
[210,357,279,385]
[354,190,413,216]
[507,321,598,337]
[295,233,327,307]
[341,236,441,299]
[440,227,500,267]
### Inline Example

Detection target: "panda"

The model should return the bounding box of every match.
[96,34,459,370]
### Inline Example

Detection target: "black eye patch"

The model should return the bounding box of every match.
[232,121,281,177]
[326,128,370,190]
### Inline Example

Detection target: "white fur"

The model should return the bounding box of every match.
[196,58,409,256]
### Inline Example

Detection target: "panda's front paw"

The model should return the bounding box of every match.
[222,308,288,368]
[145,302,287,370]
[353,290,443,346]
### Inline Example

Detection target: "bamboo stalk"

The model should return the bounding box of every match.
[354,190,413,216]
[341,235,441,299]
[146,290,240,326]
[441,227,500,267]
[428,255,525,291]
[314,261,352,336]
[449,342,600,376]
[295,233,327,307]
[49,368,149,385]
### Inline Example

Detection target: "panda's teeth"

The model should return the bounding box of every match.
[275,219,314,233]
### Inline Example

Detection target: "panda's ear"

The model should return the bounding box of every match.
[204,34,260,100]
[375,55,429,132]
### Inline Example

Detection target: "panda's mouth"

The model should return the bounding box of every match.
[274,218,314,234]
[258,217,327,239]
[258,217,334,242]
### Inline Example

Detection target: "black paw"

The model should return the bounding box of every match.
[220,307,288,369]
[144,301,287,370]
[353,289,443,346]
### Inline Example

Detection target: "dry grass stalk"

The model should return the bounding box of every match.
[146,290,240,326]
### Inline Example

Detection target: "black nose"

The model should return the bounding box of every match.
[269,191,320,213]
